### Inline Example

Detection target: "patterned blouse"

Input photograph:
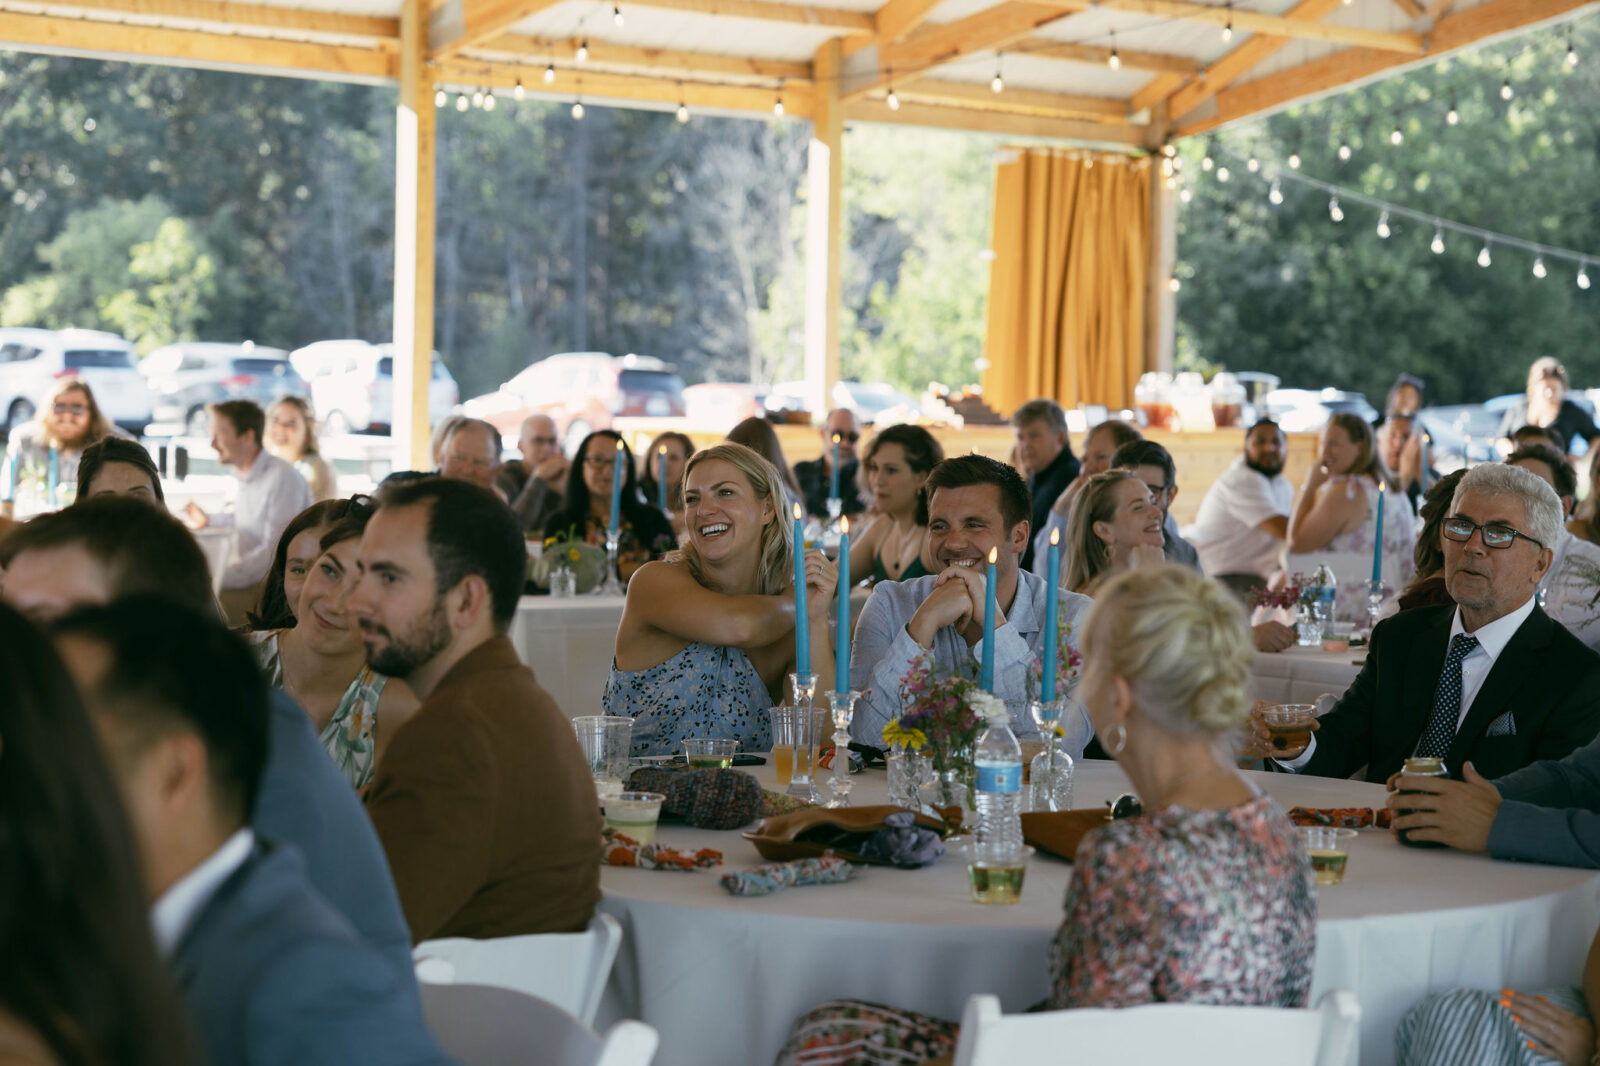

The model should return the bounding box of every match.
[1050,792,1316,1009]
[247,630,386,789]
[602,641,774,757]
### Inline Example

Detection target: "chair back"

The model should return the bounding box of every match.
[414,913,623,1025]
[418,982,657,1066]
[952,990,1360,1066]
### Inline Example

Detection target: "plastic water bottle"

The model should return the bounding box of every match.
[971,707,1025,901]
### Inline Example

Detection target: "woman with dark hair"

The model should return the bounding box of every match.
[726,416,804,515]
[848,424,944,584]
[0,603,200,1066]
[265,396,336,502]
[76,436,164,503]
[544,431,676,585]
[244,496,416,786]
[1398,468,1467,612]
[246,497,364,630]
[638,430,695,539]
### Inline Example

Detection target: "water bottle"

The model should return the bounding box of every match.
[973,707,1025,868]
[1315,586,1336,631]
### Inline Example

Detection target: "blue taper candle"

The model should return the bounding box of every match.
[837,516,850,692]
[1042,528,1060,702]
[608,438,624,533]
[980,546,997,693]
[1371,482,1386,584]
[793,503,810,676]
[657,445,669,512]
[828,434,841,506]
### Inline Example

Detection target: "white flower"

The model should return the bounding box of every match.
[971,692,1006,721]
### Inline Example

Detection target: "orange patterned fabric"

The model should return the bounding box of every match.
[601,828,722,871]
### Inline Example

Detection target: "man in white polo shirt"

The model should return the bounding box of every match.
[1186,419,1294,599]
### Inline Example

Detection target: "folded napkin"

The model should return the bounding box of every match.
[1287,806,1392,829]
[761,790,816,817]
[858,810,945,869]
[719,854,856,896]
[626,766,764,830]
[1020,810,1117,861]
[602,827,723,871]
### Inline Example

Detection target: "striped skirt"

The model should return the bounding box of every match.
[1396,986,1586,1066]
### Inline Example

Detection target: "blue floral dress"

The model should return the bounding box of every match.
[248,630,386,789]
[602,641,774,757]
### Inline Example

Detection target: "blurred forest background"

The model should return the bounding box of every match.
[0,15,1594,406]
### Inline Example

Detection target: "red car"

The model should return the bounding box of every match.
[463,352,686,453]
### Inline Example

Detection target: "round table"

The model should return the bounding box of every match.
[509,595,625,718]
[596,762,1600,1066]
[1247,645,1366,705]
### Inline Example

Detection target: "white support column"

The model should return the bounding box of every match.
[392,0,437,472]
[803,40,844,421]
[1145,150,1177,376]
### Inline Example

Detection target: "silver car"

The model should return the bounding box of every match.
[142,342,308,436]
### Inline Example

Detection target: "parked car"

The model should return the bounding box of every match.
[141,342,306,436]
[684,382,766,428]
[291,340,459,435]
[1420,392,1597,467]
[1260,388,1378,434]
[462,352,686,454]
[0,327,154,436]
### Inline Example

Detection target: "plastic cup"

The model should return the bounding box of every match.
[769,707,798,785]
[966,845,1036,905]
[603,791,666,845]
[1300,827,1356,885]
[683,737,739,770]
[1262,704,1316,756]
[1321,623,1355,653]
[572,715,633,790]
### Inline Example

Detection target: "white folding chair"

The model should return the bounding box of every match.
[413,913,623,1025]
[419,981,657,1066]
[952,989,1360,1066]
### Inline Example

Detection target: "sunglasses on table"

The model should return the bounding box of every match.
[53,402,88,416]
[1441,517,1543,550]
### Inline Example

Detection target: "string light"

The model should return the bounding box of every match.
[455,93,469,111]
[1268,181,1283,205]
[1328,196,1343,222]
[774,92,784,117]
[1566,26,1578,67]
[543,64,555,85]
[576,39,588,62]
[1246,152,1259,173]
[1500,76,1513,100]
[572,98,585,120]
[1221,4,1233,41]
[1215,165,1230,182]
[1337,140,1352,161]
[1201,144,1214,171]
[1533,257,1547,279]
[612,3,624,25]
[1580,264,1592,290]
[676,87,689,123]
[886,84,900,111]
[1168,275,1181,293]
[1478,242,1492,267]
[516,77,528,98]
[1431,228,1445,254]
[471,87,484,107]
[1162,142,1177,158]
[1108,35,1120,70]
[1376,211,1391,238]
[1389,120,1403,146]
[1446,96,1459,125]
[483,87,496,110]
[993,53,1006,91]
[434,88,447,108]
[1288,149,1301,170]
[1179,187,1193,203]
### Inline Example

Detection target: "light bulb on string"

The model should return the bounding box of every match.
[516,77,527,98]
[576,39,588,62]
[1108,34,1120,70]
[1161,157,1174,178]
[1215,165,1230,182]
[1179,187,1193,203]
[1165,174,1178,190]
[886,84,900,111]
[1431,228,1445,254]
[993,53,1006,91]
[1168,275,1181,293]
[1580,264,1592,290]
[612,3,624,25]
[1478,242,1492,267]
[434,88,447,108]
[677,101,689,123]
[1500,77,1513,100]
[1376,211,1391,238]
[1533,257,1547,279]
[572,98,585,120]
[1338,140,1352,161]
[1328,196,1343,222]
[1221,4,1233,41]
[1268,181,1283,205]
[472,87,484,107]
[1246,153,1259,173]
[483,88,496,110]
[774,93,784,117]
[1446,97,1459,125]
[543,64,555,84]
[1288,149,1301,169]
[1389,121,1403,145]
[1162,141,1176,159]
[1567,27,1578,67]
[455,93,469,111]
[1201,145,1214,171]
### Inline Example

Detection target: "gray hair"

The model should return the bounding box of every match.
[1010,398,1067,434]
[1451,464,1564,549]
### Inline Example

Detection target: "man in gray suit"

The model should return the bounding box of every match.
[0,496,414,979]
[54,597,451,1066]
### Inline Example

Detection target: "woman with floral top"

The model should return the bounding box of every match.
[246,498,417,788]
[544,430,677,586]
[774,565,1316,1066]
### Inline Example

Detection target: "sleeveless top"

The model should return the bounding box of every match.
[247,630,386,789]
[1322,476,1417,622]
[602,641,774,757]
[871,550,931,584]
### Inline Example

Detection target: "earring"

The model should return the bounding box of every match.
[1106,722,1128,756]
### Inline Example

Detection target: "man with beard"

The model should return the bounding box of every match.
[351,477,600,942]
[1186,419,1294,599]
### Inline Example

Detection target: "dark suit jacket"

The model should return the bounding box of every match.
[171,841,451,1066]
[1302,603,1600,783]
[365,636,602,942]
[1023,445,1080,572]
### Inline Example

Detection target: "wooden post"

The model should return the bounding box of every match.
[393,0,437,472]
[803,39,843,422]
[1145,123,1177,376]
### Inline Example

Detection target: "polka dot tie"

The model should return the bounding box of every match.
[1414,633,1481,760]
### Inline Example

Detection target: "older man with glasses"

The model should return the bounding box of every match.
[1257,463,1600,785]
[492,414,568,535]
[793,408,865,520]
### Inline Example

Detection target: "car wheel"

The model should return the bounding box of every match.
[185,406,211,437]
[6,399,34,435]
[323,410,352,437]
[564,419,592,457]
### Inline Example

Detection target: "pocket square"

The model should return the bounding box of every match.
[1485,711,1517,737]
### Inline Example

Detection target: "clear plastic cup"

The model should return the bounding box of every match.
[1262,704,1316,757]
[572,715,634,790]
[683,737,739,770]
[769,707,798,785]
[1300,826,1356,885]
[1321,623,1355,653]
[603,791,666,845]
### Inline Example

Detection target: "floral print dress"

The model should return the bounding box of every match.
[602,641,773,757]
[773,792,1316,1066]
[247,630,386,789]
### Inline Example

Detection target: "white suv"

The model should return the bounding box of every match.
[291,340,459,435]
[0,327,155,435]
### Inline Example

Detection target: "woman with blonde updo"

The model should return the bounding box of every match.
[771,566,1316,1066]
[1062,469,1166,594]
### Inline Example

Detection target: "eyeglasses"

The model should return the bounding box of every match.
[830,432,861,443]
[1442,516,1543,551]
[53,402,88,416]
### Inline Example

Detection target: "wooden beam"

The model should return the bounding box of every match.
[20,0,396,40]
[393,0,436,471]
[1017,38,1199,75]
[873,0,944,42]
[428,0,562,59]
[1390,0,1426,18]
[596,0,874,33]
[432,56,816,115]
[1166,0,1343,121]
[803,40,843,428]
[844,1,1071,100]
[846,97,1148,143]
[900,76,1128,120]
[1175,0,1598,134]
[476,33,812,81]
[0,9,395,77]
[1075,0,1427,53]
[1425,0,1459,18]
[1130,71,1186,114]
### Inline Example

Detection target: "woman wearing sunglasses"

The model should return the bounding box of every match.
[4,377,130,504]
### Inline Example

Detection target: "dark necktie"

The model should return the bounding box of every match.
[1414,633,1481,759]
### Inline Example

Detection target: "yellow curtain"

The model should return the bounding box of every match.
[982,149,1152,415]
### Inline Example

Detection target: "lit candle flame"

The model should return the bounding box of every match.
[988,547,998,564]
[832,433,841,444]
[658,444,666,455]
[841,516,849,534]
[1050,527,1060,546]
[615,438,624,452]
[793,502,804,520]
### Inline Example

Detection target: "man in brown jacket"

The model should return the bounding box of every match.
[352,476,600,942]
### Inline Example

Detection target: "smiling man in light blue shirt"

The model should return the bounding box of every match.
[850,454,1092,749]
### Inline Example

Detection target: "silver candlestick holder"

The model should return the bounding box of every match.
[1028,698,1075,812]
[825,690,860,808]
[1365,579,1385,635]
[596,528,625,596]
[786,672,820,801]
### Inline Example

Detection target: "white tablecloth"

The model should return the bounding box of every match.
[1247,646,1366,705]
[596,764,1600,1066]
[509,596,625,717]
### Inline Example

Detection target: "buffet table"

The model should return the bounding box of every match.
[596,763,1600,1066]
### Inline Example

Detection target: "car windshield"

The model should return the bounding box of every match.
[619,369,684,394]
[64,349,135,369]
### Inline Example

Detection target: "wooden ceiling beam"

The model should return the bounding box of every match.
[872,0,944,43]
[0,8,394,76]
[1129,71,1186,114]
[842,0,1071,100]
[900,75,1128,119]
[1165,0,1344,121]
[1174,0,1595,135]
[597,0,874,33]
[1016,38,1200,75]
[1030,0,1426,52]
[476,33,812,80]
[429,0,561,59]
[432,54,817,114]
[16,0,396,39]
[845,96,1147,143]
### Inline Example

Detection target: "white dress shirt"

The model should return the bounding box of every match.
[150,827,255,957]
[211,452,314,588]
[1184,457,1294,579]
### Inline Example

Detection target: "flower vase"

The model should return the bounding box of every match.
[1294,604,1322,647]
[931,746,975,812]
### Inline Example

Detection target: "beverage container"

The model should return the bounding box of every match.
[572,715,633,795]
[1321,623,1354,653]
[602,792,666,844]
[1396,756,1449,848]
[769,706,797,785]
[1209,371,1246,428]
[1134,372,1175,431]
[683,737,738,769]
[887,747,932,809]
[1262,704,1316,755]
[970,706,1026,903]
[1299,827,1356,884]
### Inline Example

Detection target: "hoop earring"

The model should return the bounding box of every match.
[1106,722,1128,757]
